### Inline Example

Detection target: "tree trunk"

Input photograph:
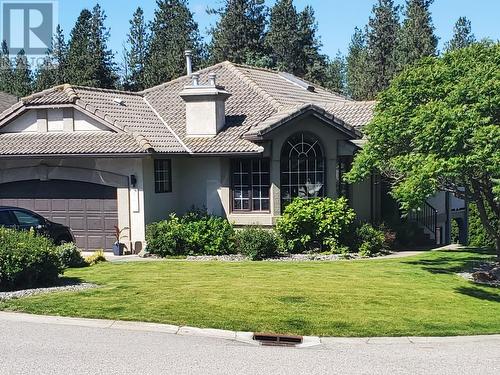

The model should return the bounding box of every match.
[474,194,500,259]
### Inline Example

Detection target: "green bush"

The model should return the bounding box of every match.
[356,223,386,257]
[0,228,62,291]
[56,243,87,268]
[84,250,107,266]
[468,203,495,248]
[236,227,280,260]
[146,210,236,257]
[276,197,356,253]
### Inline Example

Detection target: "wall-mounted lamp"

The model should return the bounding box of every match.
[130,175,137,188]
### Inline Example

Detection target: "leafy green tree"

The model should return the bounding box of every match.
[66,6,117,88]
[265,0,300,72]
[208,0,267,64]
[445,16,476,52]
[0,41,14,94]
[395,0,438,71]
[11,50,32,97]
[35,25,68,91]
[123,7,149,91]
[346,27,371,100]
[365,0,400,98]
[346,43,500,256]
[144,0,202,87]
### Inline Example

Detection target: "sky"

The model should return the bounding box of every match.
[57,0,500,63]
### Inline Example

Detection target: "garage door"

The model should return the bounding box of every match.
[0,180,118,251]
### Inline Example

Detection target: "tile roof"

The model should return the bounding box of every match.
[0,62,375,156]
[0,132,145,155]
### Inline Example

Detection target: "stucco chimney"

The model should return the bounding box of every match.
[179,72,231,137]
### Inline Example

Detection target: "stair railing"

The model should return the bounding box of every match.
[408,201,438,237]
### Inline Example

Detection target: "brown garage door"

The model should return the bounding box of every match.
[0,180,118,251]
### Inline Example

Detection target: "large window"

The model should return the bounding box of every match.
[231,159,270,212]
[154,159,172,193]
[280,132,325,207]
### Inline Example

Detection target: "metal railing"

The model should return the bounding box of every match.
[408,201,438,236]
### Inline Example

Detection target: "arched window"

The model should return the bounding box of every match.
[280,132,325,207]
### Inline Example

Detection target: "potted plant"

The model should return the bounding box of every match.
[112,226,129,256]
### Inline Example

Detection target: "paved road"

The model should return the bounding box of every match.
[1,314,499,375]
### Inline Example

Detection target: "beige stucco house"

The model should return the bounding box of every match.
[0,60,460,251]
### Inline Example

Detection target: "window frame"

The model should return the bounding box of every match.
[230,158,271,213]
[154,159,172,194]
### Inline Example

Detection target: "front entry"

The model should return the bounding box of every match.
[0,179,118,251]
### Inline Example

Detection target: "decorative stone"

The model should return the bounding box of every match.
[472,271,494,283]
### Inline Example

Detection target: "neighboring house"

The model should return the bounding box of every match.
[0,59,465,251]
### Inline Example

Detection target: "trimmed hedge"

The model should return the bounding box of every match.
[236,227,280,260]
[146,210,236,257]
[56,243,87,268]
[0,228,62,291]
[276,197,356,253]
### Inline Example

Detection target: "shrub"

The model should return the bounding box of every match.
[84,250,107,266]
[276,197,356,253]
[146,210,236,257]
[356,224,386,257]
[56,243,87,268]
[236,227,280,260]
[0,228,62,291]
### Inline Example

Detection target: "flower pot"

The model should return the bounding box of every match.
[113,242,125,256]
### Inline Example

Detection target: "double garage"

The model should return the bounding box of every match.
[0,179,118,251]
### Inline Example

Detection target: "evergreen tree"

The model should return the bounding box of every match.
[266,0,300,73]
[144,0,202,87]
[35,25,68,91]
[296,6,327,84]
[445,16,476,51]
[323,52,346,94]
[0,41,14,94]
[346,27,371,100]
[208,0,267,64]
[123,7,149,91]
[11,49,32,97]
[66,5,117,88]
[365,0,400,98]
[395,0,438,70]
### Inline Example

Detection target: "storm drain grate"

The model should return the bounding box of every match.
[253,333,303,347]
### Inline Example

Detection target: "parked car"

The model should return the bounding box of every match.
[0,206,75,245]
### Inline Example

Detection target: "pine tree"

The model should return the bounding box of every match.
[11,50,32,97]
[445,16,476,51]
[123,7,149,91]
[66,6,117,88]
[296,6,327,84]
[208,0,267,64]
[323,52,346,94]
[144,0,202,87]
[346,27,371,100]
[266,0,300,73]
[395,0,438,70]
[35,25,68,91]
[365,0,400,98]
[0,41,14,94]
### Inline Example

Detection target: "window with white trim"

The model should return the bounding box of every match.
[231,159,270,212]
[154,159,172,193]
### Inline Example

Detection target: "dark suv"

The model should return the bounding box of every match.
[0,206,74,245]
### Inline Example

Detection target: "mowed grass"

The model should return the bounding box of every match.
[1,248,499,337]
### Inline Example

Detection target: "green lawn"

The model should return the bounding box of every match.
[1,248,499,337]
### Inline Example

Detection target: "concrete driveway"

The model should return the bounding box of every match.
[1,312,499,375]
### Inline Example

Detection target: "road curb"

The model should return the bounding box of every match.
[2,311,500,347]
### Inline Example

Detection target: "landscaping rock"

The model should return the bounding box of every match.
[472,271,494,283]
[489,267,500,280]
[0,282,97,301]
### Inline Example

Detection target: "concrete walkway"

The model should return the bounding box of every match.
[1,312,499,374]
